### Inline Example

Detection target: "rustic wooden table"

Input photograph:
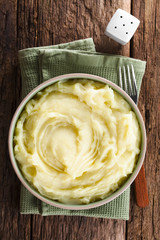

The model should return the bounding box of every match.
[0,0,159,239]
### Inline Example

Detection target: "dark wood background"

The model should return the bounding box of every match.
[0,0,159,239]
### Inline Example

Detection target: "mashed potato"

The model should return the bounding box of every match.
[14,79,141,204]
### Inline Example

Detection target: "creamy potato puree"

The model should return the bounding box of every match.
[14,79,141,204]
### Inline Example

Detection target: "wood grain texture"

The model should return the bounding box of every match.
[32,216,126,240]
[0,1,31,240]
[0,0,159,239]
[128,0,160,239]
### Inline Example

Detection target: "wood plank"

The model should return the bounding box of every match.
[31,0,131,239]
[32,215,126,240]
[33,0,131,56]
[0,0,31,240]
[128,0,160,239]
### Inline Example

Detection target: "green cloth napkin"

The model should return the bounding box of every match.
[18,38,146,220]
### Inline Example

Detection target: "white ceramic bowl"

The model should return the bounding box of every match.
[8,73,146,210]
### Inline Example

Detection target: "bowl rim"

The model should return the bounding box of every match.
[8,73,146,210]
